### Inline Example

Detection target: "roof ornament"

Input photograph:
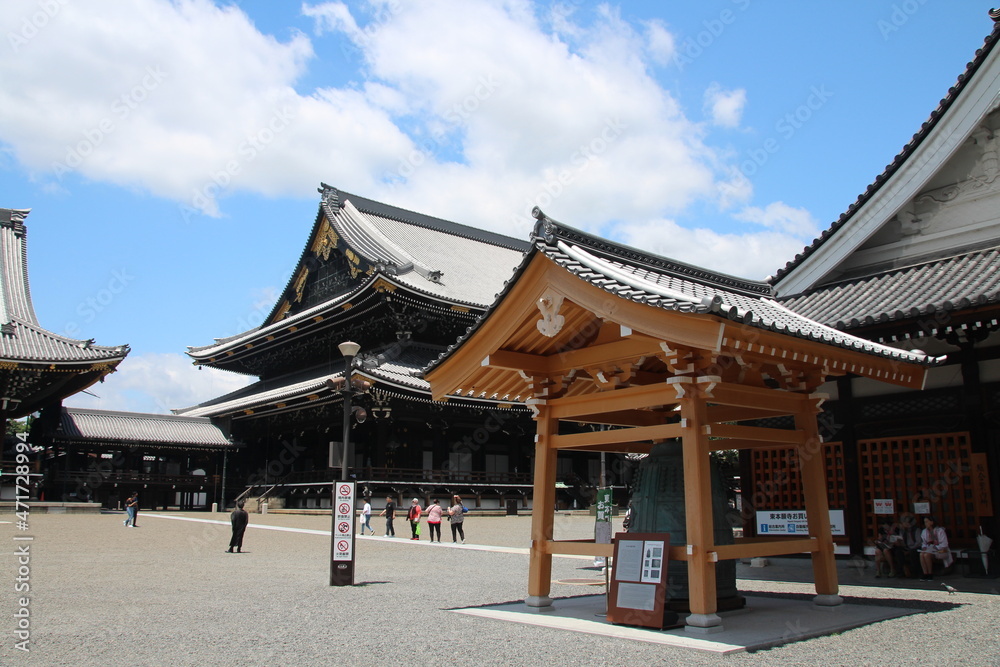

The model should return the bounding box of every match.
[318,182,341,213]
[991,8,1000,21]
[531,206,558,245]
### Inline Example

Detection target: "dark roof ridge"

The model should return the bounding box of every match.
[531,207,774,297]
[321,183,531,253]
[771,15,1000,285]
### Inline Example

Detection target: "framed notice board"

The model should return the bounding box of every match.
[607,532,678,629]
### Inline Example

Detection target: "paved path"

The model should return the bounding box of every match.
[1,511,998,666]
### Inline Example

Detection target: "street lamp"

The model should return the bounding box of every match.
[330,340,361,587]
[337,340,361,481]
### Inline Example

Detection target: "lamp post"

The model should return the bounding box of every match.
[338,340,361,481]
[330,340,360,587]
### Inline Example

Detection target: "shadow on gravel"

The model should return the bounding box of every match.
[745,590,961,613]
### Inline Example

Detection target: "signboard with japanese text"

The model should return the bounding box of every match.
[971,453,993,517]
[755,509,845,536]
[330,481,356,586]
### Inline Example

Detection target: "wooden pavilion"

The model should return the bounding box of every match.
[425,209,940,631]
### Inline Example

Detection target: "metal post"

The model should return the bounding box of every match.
[340,365,353,482]
[331,341,360,586]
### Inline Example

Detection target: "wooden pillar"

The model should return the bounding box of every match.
[679,379,722,631]
[526,400,557,608]
[796,395,842,606]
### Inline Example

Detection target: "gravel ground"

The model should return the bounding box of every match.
[1,511,998,666]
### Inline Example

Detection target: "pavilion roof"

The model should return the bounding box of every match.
[429,211,943,376]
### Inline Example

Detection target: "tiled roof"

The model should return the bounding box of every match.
[770,19,1000,284]
[0,209,129,364]
[427,210,943,374]
[179,344,509,418]
[780,244,1000,331]
[265,185,527,318]
[55,407,233,449]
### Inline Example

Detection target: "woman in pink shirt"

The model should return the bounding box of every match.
[425,499,443,543]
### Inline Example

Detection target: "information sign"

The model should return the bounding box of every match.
[330,481,356,586]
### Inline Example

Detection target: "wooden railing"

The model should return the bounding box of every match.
[54,471,220,487]
[274,467,532,486]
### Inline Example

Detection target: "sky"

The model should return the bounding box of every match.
[0,0,994,415]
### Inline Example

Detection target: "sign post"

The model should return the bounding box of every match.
[330,481,356,586]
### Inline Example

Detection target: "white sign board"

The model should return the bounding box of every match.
[756,509,845,536]
[873,499,895,515]
[913,502,931,515]
[333,482,356,561]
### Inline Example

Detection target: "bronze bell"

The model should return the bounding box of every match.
[627,440,744,612]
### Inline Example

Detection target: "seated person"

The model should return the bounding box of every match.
[893,512,921,578]
[918,515,953,581]
[873,516,900,577]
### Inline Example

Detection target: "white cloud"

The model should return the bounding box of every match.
[734,201,820,237]
[64,352,253,415]
[704,83,746,128]
[644,19,676,66]
[616,218,810,281]
[0,0,415,216]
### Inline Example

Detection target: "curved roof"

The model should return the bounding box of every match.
[427,209,943,380]
[0,210,129,364]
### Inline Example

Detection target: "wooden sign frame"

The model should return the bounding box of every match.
[607,532,679,629]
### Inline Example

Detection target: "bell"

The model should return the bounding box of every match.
[627,440,744,612]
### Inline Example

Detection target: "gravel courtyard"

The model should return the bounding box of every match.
[1,511,998,666]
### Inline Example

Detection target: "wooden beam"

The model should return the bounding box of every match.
[713,538,817,560]
[706,405,795,423]
[702,423,805,445]
[571,410,669,427]
[702,439,801,452]
[548,337,663,374]
[549,383,674,419]
[551,442,655,454]
[551,423,683,450]
[706,381,811,411]
[481,349,549,374]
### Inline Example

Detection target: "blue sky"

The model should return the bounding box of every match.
[0,0,993,414]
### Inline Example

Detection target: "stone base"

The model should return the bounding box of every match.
[684,613,724,634]
[525,595,554,611]
[813,594,844,608]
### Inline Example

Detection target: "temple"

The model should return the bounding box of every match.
[179,185,550,510]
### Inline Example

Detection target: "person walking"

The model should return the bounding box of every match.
[425,499,443,543]
[447,495,466,544]
[407,498,422,540]
[130,493,140,527]
[227,500,249,553]
[123,492,137,527]
[379,496,396,537]
[360,498,374,535]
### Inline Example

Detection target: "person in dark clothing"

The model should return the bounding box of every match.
[227,500,249,553]
[379,496,396,537]
[129,493,140,527]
